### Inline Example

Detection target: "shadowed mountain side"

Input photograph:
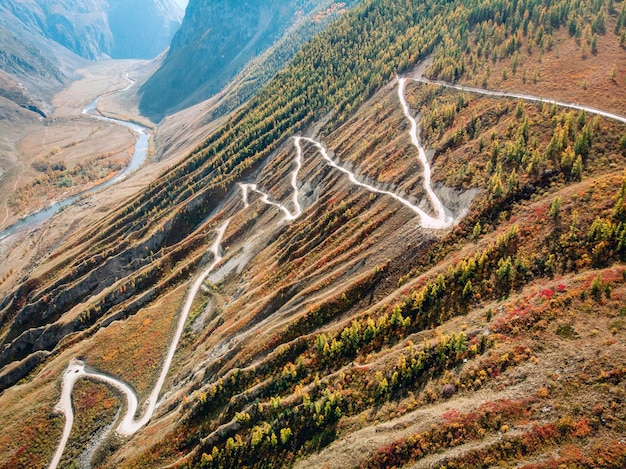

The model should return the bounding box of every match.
[0,0,182,61]
[107,0,183,59]
[138,0,359,121]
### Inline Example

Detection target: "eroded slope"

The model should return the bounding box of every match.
[0,0,625,468]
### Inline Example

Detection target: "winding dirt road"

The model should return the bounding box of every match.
[240,127,459,228]
[398,78,455,227]
[46,73,626,467]
[49,220,230,469]
[413,77,626,125]
[49,78,457,467]
[297,134,457,228]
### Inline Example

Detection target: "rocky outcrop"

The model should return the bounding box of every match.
[0,325,61,371]
[0,350,50,392]
[0,0,183,61]
[139,0,359,121]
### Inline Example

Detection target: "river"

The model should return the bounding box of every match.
[0,76,150,242]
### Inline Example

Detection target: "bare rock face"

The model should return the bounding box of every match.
[0,350,50,392]
[0,0,183,61]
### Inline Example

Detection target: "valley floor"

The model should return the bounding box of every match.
[0,59,198,300]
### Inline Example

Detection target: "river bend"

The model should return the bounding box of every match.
[0,74,150,242]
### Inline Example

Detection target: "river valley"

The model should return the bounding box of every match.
[0,75,150,242]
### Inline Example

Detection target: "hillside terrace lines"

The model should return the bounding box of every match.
[49,219,230,469]
[49,76,462,466]
[240,131,457,228]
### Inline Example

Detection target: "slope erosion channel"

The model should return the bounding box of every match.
[45,72,626,467]
[47,76,461,468]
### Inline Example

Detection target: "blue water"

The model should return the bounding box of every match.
[0,96,150,242]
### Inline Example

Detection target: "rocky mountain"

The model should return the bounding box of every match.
[0,0,183,60]
[106,0,184,59]
[1,0,626,468]
[139,0,358,121]
[0,5,84,113]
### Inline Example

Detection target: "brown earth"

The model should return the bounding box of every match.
[0,8,625,469]
[0,58,220,300]
[461,21,626,117]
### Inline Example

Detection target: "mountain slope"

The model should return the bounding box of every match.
[0,0,182,60]
[106,0,184,59]
[0,0,182,114]
[138,0,359,121]
[0,0,625,468]
[0,9,84,110]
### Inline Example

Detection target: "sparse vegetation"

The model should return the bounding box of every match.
[1,0,626,468]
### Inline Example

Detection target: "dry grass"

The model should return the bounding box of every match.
[464,22,626,116]
[1,6,625,469]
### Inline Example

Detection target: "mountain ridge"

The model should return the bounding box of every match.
[0,0,625,467]
[139,0,360,121]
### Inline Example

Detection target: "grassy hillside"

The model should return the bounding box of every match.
[0,0,625,467]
